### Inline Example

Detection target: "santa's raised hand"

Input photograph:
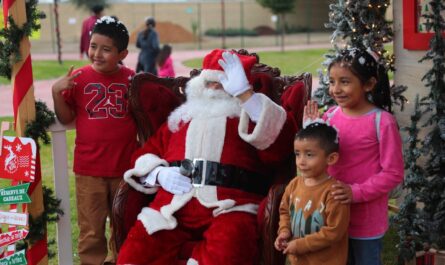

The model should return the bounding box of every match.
[218,51,251,97]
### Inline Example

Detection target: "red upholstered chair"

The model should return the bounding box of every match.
[112,49,312,265]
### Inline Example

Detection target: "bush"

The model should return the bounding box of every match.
[204,28,258,37]
[253,25,276,35]
[283,25,312,33]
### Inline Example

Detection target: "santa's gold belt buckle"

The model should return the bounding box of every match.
[192,158,206,188]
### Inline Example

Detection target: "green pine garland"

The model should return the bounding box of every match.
[0,0,64,257]
[0,0,41,79]
[25,101,56,147]
[22,101,63,257]
[16,186,64,258]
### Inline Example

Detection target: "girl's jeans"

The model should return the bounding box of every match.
[348,238,383,265]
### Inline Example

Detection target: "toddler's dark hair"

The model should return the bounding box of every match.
[328,48,391,112]
[295,123,339,154]
[156,44,172,67]
[92,16,129,52]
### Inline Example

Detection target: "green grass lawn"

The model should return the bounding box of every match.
[0,47,400,264]
[184,49,329,76]
[184,46,395,79]
[0,60,88,85]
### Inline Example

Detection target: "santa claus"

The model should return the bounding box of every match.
[117,49,296,265]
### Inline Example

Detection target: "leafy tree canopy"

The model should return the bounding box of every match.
[256,0,296,14]
[69,0,109,11]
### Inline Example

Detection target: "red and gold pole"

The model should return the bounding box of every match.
[4,0,48,264]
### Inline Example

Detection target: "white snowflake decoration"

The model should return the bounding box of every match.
[15,144,22,152]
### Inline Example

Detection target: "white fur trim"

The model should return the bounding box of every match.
[138,191,194,234]
[160,191,195,222]
[123,154,168,194]
[199,69,224,82]
[185,117,226,162]
[238,93,286,150]
[138,207,177,235]
[214,203,259,216]
[137,185,259,236]
[194,186,236,216]
[187,258,199,265]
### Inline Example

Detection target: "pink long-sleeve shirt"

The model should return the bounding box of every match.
[324,107,404,238]
[158,56,175,78]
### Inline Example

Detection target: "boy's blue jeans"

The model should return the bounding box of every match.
[348,238,383,265]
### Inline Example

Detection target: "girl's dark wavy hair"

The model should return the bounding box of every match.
[328,48,392,112]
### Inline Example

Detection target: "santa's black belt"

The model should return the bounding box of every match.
[170,159,270,195]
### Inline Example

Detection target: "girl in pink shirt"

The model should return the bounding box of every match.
[304,48,404,265]
[157,44,175,78]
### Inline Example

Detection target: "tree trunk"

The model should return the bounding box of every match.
[280,13,285,52]
[54,0,62,64]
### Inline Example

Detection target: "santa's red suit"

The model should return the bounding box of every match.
[117,50,296,265]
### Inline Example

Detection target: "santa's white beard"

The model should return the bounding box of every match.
[168,75,241,132]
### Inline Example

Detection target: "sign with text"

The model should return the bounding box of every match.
[0,249,27,265]
[0,184,31,205]
[0,137,36,182]
[0,230,28,248]
[0,211,28,226]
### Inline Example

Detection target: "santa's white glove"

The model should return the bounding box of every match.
[218,51,251,97]
[157,166,193,195]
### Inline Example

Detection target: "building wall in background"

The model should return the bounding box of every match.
[392,0,431,128]
[35,0,331,52]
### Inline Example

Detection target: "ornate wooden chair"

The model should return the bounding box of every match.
[112,50,312,265]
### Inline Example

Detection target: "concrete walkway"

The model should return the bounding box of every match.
[0,43,328,117]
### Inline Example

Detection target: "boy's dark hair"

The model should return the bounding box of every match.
[295,122,339,154]
[328,48,391,112]
[92,16,129,52]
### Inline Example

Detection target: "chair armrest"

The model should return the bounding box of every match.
[258,183,287,265]
[112,180,155,251]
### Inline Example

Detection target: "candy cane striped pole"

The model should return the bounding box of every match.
[3,0,48,264]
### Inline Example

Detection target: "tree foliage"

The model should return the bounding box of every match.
[393,0,445,263]
[416,0,445,250]
[255,0,297,14]
[69,0,109,11]
[313,0,406,111]
[256,0,297,52]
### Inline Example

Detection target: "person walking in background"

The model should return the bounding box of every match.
[157,44,175,77]
[136,17,160,74]
[80,5,104,59]
[52,16,138,265]
[275,121,349,265]
[304,47,404,265]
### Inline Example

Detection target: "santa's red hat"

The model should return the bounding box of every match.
[199,49,257,83]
